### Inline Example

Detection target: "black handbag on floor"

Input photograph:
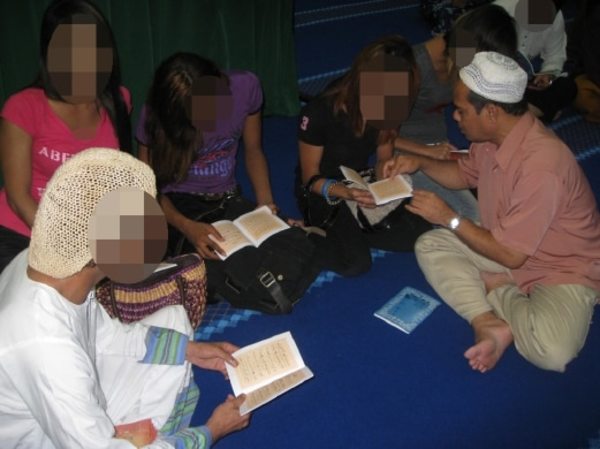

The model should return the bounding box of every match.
[167,192,321,313]
[206,227,321,314]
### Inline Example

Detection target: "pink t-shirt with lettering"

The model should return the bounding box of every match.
[459,113,600,293]
[0,87,131,236]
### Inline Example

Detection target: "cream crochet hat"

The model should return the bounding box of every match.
[459,51,528,104]
[29,148,157,278]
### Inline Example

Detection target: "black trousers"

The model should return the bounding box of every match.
[525,76,578,122]
[0,225,30,274]
[299,192,432,277]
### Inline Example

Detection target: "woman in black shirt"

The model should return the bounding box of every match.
[296,35,431,277]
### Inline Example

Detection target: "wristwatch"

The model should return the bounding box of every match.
[448,215,461,231]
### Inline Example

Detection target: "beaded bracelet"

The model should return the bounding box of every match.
[324,180,342,206]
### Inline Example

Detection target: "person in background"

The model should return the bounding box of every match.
[566,0,600,123]
[494,0,577,122]
[137,53,274,258]
[296,35,431,277]
[395,4,518,221]
[0,0,131,273]
[420,0,493,35]
[0,148,250,448]
[385,52,600,373]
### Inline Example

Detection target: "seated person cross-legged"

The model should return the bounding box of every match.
[137,53,320,307]
[296,35,432,277]
[0,149,250,449]
[384,52,600,373]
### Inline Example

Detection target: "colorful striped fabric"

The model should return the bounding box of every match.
[160,381,200,436]
[140,326,188,365]
[163,426,211,449]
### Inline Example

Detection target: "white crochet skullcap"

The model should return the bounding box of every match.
[29,148,157,279]
[459,51,528,104]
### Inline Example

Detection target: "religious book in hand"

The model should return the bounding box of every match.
[340,165,412,205]
[209,205,290,260]
[374,287,441,334]
[225,331,314,415]
[114,418,157,447]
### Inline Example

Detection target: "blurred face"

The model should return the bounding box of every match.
[190,76,233,132]
[514,0,557,32]
[47,17,113,104]
[88,188,167,284]
[447,28,478,76]
[452,80,491,143]
[359,54,417,129]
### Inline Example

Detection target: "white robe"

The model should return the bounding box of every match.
[0,251,194,449]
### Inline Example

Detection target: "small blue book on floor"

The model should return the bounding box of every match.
[374,287,441,334]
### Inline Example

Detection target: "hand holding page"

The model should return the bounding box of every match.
[210,205,290,259]
[340,165,412,205]
[225,331,314,415]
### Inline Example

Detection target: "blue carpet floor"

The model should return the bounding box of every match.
[190,1,600,448]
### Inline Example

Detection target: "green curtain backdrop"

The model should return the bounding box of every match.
[0,0,299,123]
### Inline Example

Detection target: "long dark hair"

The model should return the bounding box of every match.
[322,35,416,143]
[33,0,131,152]
[144,52,226,189]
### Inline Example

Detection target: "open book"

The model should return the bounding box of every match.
[225,331,314,415]
[340,165,412,205]
[209,205,290,260]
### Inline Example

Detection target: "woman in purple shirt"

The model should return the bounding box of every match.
[136,52,276,262]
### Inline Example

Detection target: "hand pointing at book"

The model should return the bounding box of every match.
[382,154,421,178]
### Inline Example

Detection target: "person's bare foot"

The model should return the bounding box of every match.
[464,312,513,373]
[480,271,514,294]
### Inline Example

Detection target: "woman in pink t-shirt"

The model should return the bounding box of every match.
[0,0,131,273]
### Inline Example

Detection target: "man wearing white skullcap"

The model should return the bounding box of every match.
[384,51,600,373]
[0,148,249,448]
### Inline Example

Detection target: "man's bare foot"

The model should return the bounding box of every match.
[464,312,513,373]
[480,271,514,294]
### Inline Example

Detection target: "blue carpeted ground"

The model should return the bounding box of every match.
[190,1,600,448]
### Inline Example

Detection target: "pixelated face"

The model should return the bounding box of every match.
[190,76,233,132]
[47,17,113,104]
[452,80,489,142]
[447,28,478,73]
[359,54,416,130]
[88,188,167,284]
[514,0,557,32]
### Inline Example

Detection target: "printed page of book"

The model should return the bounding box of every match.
[340,165,369,189]
[226,331,307,397]
[239,367,314,415]
[368,175,413,205]
[233,205,289,247]
[210,220,254,260]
